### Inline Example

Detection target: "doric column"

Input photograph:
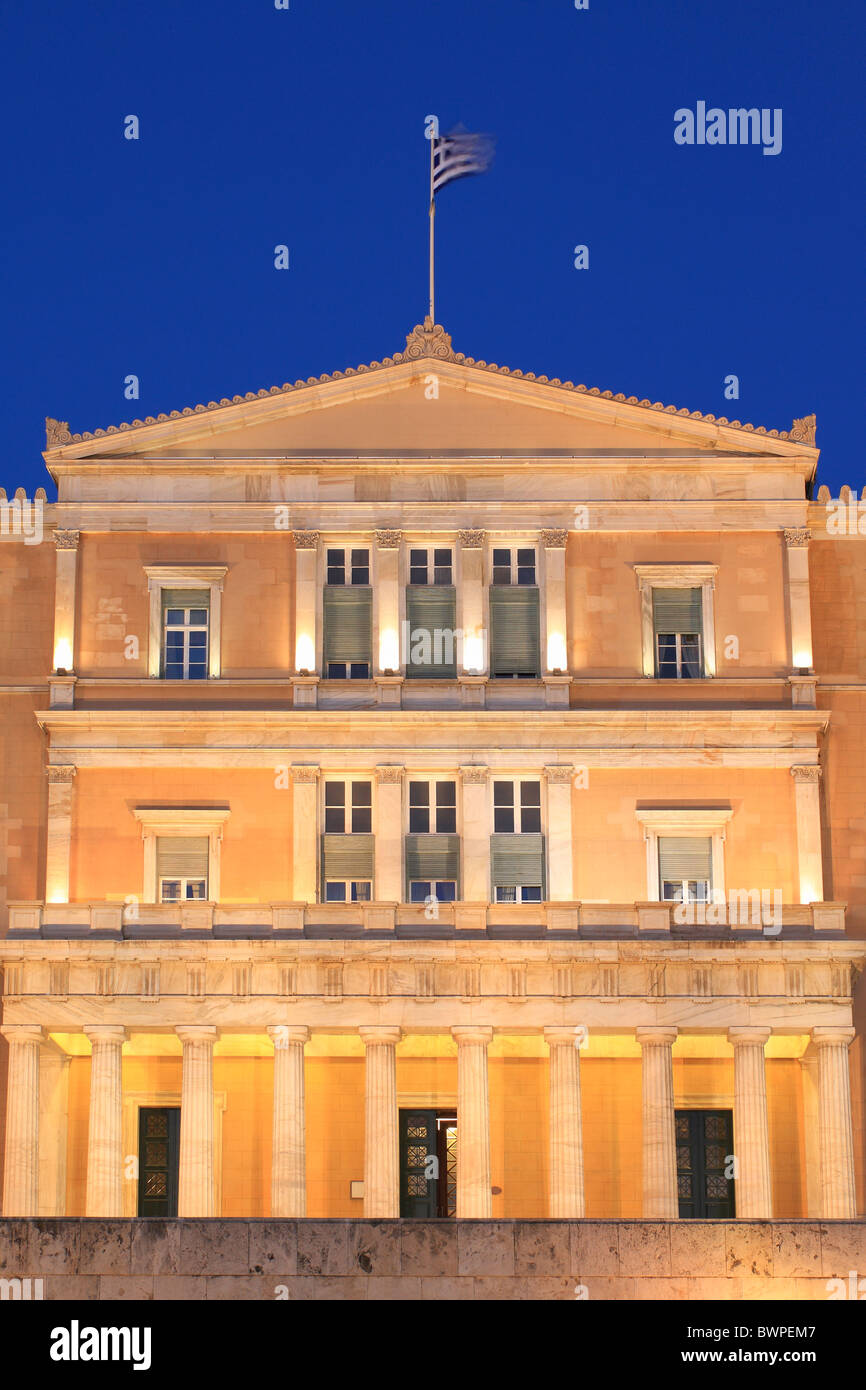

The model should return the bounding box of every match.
[544,1027,585,1217]
[813,1026,857,1218]
[374,765,404,902]
[292,531,320,706]
[457,530,487,677]
[374,530,402,675]
[360,1026,401,1217]
[728,1027,772,1217]
[291,764,320,903]
[541,529,568,673]
[544,765,575,901]
[790,765,824,904]
[459,766,489,902]
[84,1026,126,1217]
[637,1026,678,1218]
[783,528,814,670]
[45,765,76,904]
[176,1025,218,1217]
[267,1024,309,1218]
[452,1025,493,1217]
[50,529,79,708]
[1,1025,44,1215]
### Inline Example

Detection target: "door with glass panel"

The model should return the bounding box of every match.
[399,1109,457,1218]
[675,1109,735,1218]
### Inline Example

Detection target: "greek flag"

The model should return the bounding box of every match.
[432,129,494,195]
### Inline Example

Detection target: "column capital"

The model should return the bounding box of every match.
[791,764,822,782]
[457,529,485,548]
[292,530,319,550]
[544,1026,584,1046]
[539,528,568,548]
[812,1026,855,1048]
[0,1025,45,1046]
[375,764,404,785]
[176,1025,219,1046]
[458,764,488,785]
[53,528,80,550]
[374,529,402,549]
[728,1027,771,1047]
[46,764,76,785]
[783,527,811,548]
[267,1024,310,1048]
[359,1026,402,1046]
[291,764,320,784]
[544,764,574,784]
[451,1026,493,1045]
[636,1026,678,1047]
[84,1026,127,1046]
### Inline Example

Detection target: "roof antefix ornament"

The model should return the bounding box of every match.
[45,417,72,447]
[398,317,457,362]
[789,414,817,446]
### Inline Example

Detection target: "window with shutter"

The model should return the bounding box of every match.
[323,585,372,678]
[156,836,209,901]
[658,836,713,902]
[489,587,540,677]
[405,586,458,677]
[162,590,210,680]
[652,588,703,678]
[490,832,545,901]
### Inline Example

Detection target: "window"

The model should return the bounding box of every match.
[327,547,370,586]
[634,565,717,680]
[144,566,227,680]
[324,781,372,833]
[653,589,703,679]
[489,550,540,677]
[409,547,453,586]
[155,836,209,903]
[324,880,372,903]
[494,884,542,904]
[324,549,372,678]
[409,880,457,903]
[492,547,536,586]
[162,592,209,680]
[493,780,541,834]
[658,836,712,903]
[409,781,457,834]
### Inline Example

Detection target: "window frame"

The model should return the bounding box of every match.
[408,545,454,587]
[490,544,537,587]
[633,564,718,680]
[494,884,543,904]
[323,879,372,903]
[145,565,227,680]
[162,600,210,681]
[635,808,732,902]
[132,808,230,904]
[492,778,542,835]
[324,779,373,835]
[159,875,208,903]
[407,778,458,835]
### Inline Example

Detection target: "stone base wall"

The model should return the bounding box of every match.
[0,1219,863,1300]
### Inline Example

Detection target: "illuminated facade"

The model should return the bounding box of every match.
[1,319,864,1228]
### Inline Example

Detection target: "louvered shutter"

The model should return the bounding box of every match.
[156,837,209,881]
[323,586,373,664]
[490,833,545,890]
[658,836,713,885]
[652,588,702,635]
[162,589,210,612]
[405,833,460,884]
[489,587,540,677]
[321,833,375,880]
[405,587,458,678]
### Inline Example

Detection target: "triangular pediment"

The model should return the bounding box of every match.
[43,321,816,468]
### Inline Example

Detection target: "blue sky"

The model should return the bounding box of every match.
[1,0,862,497]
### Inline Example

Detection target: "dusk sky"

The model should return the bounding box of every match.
[2,0,863,497]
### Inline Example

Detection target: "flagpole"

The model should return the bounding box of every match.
[428,135,435,323]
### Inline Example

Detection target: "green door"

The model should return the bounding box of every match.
[676,1109,735,1218]
[138,1106,180,1217]
[399,1110,457,1218]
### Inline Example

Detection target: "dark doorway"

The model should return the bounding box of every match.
[137,1106,181,1217]
[675,1108,735,1218]
[399,1109,457,1218]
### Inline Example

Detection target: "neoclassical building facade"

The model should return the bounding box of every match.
[1,319,864,1228]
